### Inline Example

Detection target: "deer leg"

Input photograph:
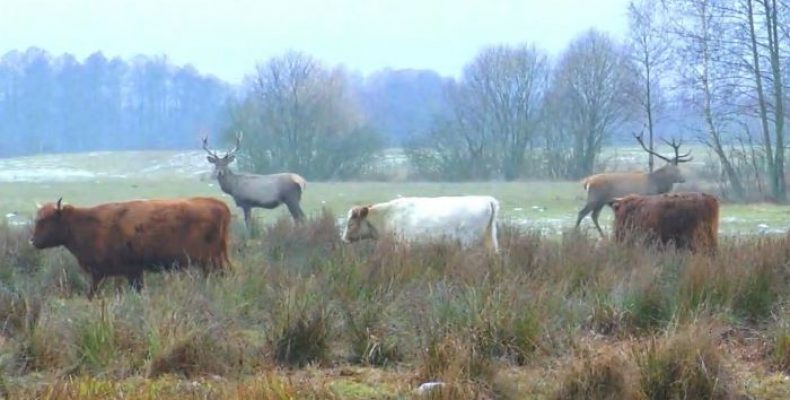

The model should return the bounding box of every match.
[242,207,252,230]
[575,204,593,229]
[285,199,306,224]
[591,204,606,237]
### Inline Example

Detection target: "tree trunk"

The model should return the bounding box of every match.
[765,0,786,201]
[700,3,746,200]
[746,0,776,201]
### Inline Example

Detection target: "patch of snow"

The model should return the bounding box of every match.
[416,382,445,395]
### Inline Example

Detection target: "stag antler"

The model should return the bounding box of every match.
[633,131,673,163]
[633,132,693,165]
[227,131,243,156]
[660,137,693,164]
[201,136,220,158]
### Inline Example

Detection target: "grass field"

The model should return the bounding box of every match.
[2,150,790,235]
[0,150,788,399]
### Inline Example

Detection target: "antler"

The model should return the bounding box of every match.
[633,131,673,163]
[227,131,243,156]
[201,136,219,158]
[660,137,693,164]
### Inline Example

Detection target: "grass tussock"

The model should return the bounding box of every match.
[552,350,638,400]
[771,324,790,374]
[634,328,734,400]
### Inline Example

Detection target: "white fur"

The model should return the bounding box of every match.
[343,196,499,251]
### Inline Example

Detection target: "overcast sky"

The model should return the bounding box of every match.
[1,0,630,83]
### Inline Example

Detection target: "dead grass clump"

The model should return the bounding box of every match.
[0,288,40,336]
[587,296,626,337]
[0,223,41,273]
[263,209,341,264]
[418,334,497,385]
[634,329,734,399]
[731,261,779,323]
[147,326,255,379]
[272,309,331,368]
[623,275,673,334]
[676,255,729,317]
[770,326,790,374]
[16,309,75,373]
[344,303,404,366]
[552,351,638,400]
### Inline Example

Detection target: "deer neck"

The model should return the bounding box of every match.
[646,167,675,194]
[216,168,239,194]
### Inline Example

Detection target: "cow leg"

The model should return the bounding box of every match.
[575,203,593,230]
[127,271,144,293]
[591,205,606,238]
[285,199,306,224]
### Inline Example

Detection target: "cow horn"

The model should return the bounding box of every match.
[56,197,63,210]
[34,201,42,209]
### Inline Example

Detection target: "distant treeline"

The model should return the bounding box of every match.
[0,48,230,157]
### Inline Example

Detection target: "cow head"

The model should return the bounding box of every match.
[341,205,377,242]
[30,198,70,249]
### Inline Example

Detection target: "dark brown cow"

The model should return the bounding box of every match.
[609,192,719,252]
[30,197,231,298]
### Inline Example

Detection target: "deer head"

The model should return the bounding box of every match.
[202,132,243,177]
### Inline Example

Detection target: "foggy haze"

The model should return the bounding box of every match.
[0,0,630,83]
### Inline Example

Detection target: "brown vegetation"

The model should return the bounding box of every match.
[0,213,787,398]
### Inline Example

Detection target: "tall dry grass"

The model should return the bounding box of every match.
[0,214,787,398]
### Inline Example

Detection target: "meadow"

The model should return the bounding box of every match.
[0,150,787,399]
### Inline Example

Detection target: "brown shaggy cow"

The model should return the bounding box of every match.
[30,197,231,299]
[609,192,719,252]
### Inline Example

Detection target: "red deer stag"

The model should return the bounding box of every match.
[202,132,307,230]
[575,133,693,237]
[30,197,231,299]
[609,192,719,253]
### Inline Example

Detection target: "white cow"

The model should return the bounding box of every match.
[341,196,499,251]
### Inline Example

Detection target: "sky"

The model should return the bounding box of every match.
[0,0,631,84]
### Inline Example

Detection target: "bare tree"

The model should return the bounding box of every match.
[227,51,382,180]
[628,0,672,172]
[665,0,788,201]
[548,30,638,179]
[664,0,747,199]
[742,0,786,201]
[407,44,548,180]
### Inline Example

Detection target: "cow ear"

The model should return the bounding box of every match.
[608,197,623,211]
[359,206,369,218]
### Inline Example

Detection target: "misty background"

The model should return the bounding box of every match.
[1,0,789,201]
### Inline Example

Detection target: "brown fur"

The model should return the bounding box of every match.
[610,192,719,252]
[31,197,231,299]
